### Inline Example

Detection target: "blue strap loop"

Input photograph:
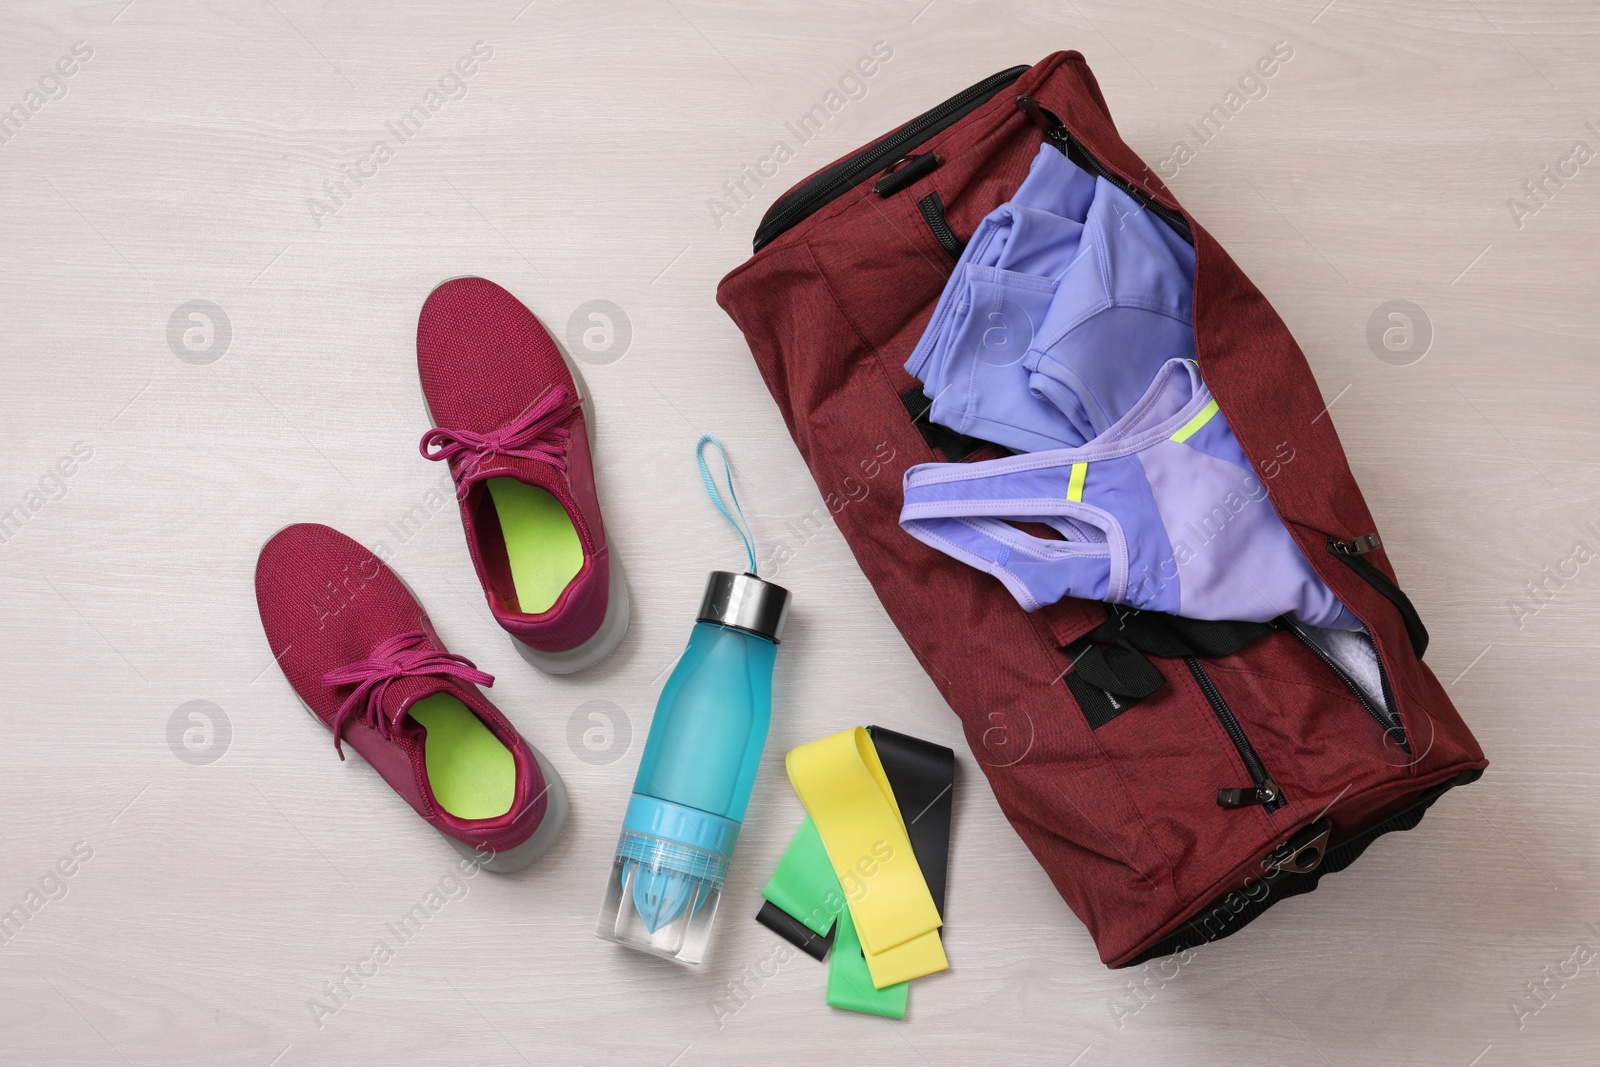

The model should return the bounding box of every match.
[695,435,758,576]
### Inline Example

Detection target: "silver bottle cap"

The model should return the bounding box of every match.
[697,571,790,642]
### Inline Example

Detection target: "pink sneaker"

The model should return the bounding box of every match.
[254,523,568,872]
[417,276,629,674]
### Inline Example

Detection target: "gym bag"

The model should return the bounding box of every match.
[716,51,1487,967]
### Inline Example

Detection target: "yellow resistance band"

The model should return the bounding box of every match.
[786,727,947,988]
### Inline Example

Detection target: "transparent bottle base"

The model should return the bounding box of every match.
[594,830,726,965]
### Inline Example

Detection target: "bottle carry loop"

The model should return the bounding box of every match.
[695,434,759,576]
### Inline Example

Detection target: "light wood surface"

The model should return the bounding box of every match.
[2,1,1596,1064]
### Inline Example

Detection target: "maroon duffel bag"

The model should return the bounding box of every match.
[716,50,1487,967]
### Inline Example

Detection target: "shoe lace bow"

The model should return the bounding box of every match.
[418,386,579,474]
[320,630,492,758]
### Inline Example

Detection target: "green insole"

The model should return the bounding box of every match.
[485,477,583,614]
[408,693,515,820]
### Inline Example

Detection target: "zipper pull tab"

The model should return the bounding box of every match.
[1014,95,1069,150]
[1217,779,1282,808]
[1331,533,1382,556]
[874,152,941,198]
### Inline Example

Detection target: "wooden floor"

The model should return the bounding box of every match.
[2,1,1596,1064]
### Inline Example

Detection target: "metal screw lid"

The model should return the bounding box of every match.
[697,571,790,642]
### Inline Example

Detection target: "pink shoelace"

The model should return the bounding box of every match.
[320,630,493,759]
[419,385,579,473]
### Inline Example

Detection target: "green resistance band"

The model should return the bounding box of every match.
[760,816,908,1019]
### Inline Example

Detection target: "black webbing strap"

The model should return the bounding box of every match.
[1065,608,1277,729]
[1093,606,1278,659]
[1064,640,1167,730]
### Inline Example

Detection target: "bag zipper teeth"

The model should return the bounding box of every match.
[1324,535,1430,659]
[1016,94,1193,244]
[752,64,1031,252]
[1185,657,1286,812]
[1281,617,1409,752]
[917,193,962,258]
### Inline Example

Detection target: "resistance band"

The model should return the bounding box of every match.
[827,907,908,1018]
[758,816,840,958]
[759,816,908,1018]
[866,726,955,916]
[785,727,947,988]
[755,899,833,962]
[759,727,955,948]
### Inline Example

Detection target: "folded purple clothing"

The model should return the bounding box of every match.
[904,144,1198,454]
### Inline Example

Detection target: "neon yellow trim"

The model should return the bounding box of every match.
[1170,399,1220,443]
[786,728,947,988]
[1066,462,1088,502]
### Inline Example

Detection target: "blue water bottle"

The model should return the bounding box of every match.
[595,439,791,964]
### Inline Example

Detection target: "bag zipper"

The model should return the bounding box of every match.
[1124,766,1481,967]
[1014,94,1193,245]
[1185,657,1285,812]
[1278,616,1409,752]
[751,73,1198,252]
[917,191,964,259]
[1327,534,1430,659]
[752,64,1031,253]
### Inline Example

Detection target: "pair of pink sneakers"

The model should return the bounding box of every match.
[255,278,628,872]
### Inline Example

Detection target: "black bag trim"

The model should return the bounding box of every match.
[1120,767,1482,967]
[753,64,1030,252]
[1092,606,1276,660]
